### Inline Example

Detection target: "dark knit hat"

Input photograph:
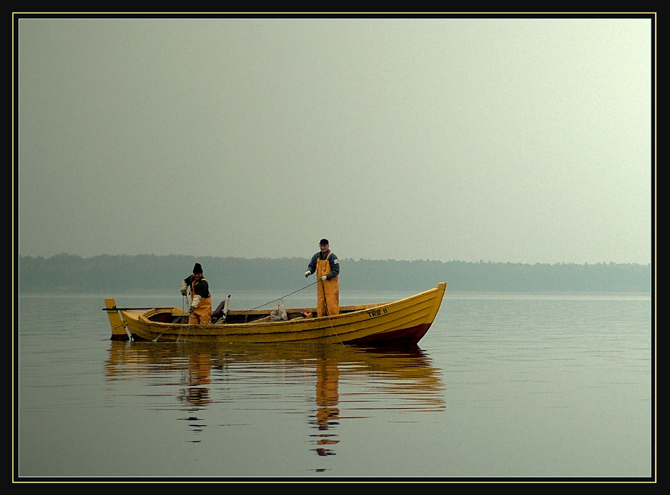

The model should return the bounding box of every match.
[319,238,329,245]
[193,262,203,274]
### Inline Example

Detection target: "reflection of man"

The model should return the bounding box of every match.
[304,239,340,317]
[185,353,212,407]
[314,358,340,456]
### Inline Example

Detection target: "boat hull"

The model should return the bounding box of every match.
[105,283,446,345]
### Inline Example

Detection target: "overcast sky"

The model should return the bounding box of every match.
[15,15,653,264]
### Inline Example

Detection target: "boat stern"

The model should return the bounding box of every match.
[104,298,131,341]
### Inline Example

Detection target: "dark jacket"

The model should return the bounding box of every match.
[184,275,211,298]
[307,250,340,279]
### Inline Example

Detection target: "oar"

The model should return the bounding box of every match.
[102,306,173,312]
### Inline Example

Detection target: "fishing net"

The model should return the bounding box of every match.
[270,303,288,321]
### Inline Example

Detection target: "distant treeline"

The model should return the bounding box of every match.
[17,254,652,293]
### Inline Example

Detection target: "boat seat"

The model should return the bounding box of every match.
[211,295,231,324]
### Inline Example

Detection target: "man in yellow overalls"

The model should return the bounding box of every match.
[305,239,340,317]
[180,262,212,324]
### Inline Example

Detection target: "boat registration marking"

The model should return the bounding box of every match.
[367,308,388,318]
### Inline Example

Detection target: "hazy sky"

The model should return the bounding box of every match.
[15,15,653,264]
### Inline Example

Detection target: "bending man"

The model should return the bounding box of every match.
[180,262,212,324]
[305,239,340,317]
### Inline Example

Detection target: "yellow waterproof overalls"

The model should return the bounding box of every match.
[189,278,212,325]
[316,252,339,317]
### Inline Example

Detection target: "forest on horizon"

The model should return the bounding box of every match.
[17,253,652,294]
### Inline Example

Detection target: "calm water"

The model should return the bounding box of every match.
[16,289,653,480]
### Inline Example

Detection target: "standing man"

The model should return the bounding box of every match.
[180,262,212,324]
[305,239,340,317]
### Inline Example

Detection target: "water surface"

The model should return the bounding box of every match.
[16,290,653,479]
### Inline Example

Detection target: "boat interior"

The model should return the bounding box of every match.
[145,298,388,325]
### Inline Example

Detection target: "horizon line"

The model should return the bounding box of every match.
[16,252,652,266]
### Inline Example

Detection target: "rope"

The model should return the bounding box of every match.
[253,280,344,345]
[325,315,344,346]
[248,281,318,311]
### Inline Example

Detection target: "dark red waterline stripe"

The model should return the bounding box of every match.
[348,323,432,346]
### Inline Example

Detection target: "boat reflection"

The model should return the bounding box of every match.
[105,341,445,457]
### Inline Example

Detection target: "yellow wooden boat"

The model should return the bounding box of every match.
[104,282,446,345]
